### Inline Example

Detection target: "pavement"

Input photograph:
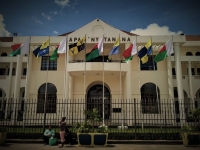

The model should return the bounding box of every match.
[1,143,200,150]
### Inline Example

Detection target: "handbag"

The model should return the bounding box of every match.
[49,137,57,146]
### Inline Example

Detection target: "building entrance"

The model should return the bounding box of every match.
[87,84,110,119]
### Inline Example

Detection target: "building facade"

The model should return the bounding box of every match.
[0,19,200,126]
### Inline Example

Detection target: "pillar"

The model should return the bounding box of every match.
[12,55,23,124]
[167,56,175,124]
[5,62,13,119]
[174,42,185,126]
[188,61,195,107]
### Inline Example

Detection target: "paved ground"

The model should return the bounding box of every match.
[1,143,200,150]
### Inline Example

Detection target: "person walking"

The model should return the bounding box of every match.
[59,117,66,148]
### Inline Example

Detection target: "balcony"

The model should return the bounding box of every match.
[0,56,28,63]
[68,60,129,72]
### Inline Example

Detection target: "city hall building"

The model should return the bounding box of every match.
[0,19,200,126]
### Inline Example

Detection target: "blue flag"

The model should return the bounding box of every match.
[33,46,41,57]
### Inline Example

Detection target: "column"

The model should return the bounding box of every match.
[188,61,195,107]
[174,42,185,126]
[167,56,175,124]
[125,43,132,99]
[5,62,13,119]
[24,50,32,99]
[13,55,23,99]
[12,55,23,124]
[69,75,73,99]
[6,62,13,99]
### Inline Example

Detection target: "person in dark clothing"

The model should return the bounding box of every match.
[65,127,72,146]
[58,117,66,148]
[43,125,55,145]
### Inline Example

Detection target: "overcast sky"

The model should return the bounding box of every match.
[0,0,200,37]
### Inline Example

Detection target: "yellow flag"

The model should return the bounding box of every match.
[41,38,50,50]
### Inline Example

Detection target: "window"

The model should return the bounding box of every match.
[172,68,176,75]
[41,56,57,70]
[174,88,178,98]
[1,53,7,56]
[187,68,195,75]
[186,52,193,56]
[140,55,157,70]
[0,90,2,97]
[23,68,27,75]
[12,68,16,75]
[0,68,6,75]
[195,52,200,56]
[141,83,160,114]
[37,83,57,113]
[87,56,109,62]
[197,68,200,75]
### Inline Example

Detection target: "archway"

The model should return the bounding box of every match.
[37,83,57,113]
[140,83,160,114]
[87,84,111,119]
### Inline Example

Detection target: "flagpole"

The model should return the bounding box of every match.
[63,37,67,117]
[170,35,176,124]
[136,36,143,129]
[23,36,31,129]
[151,37,160,113]
[84,35,86,106]
[43,37,50,132]
[102,35,105,126]
[119,35,124,127]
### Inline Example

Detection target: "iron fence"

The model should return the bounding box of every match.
[0,98,199,140]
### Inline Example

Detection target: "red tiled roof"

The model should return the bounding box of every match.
[186,35,200,41]
[120,30,138,36]
[59,31,74,36]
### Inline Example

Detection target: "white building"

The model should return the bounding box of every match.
[0,19,200,126]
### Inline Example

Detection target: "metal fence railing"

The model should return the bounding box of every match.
[0,98,199,140]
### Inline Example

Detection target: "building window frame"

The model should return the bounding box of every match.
[140,55,157,70]
[41,56,57,71]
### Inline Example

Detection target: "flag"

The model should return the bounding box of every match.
[154,38,174,62]
[122,40,137,62]
[37,38,50,57]
[137,39,152,64]
[50,37,67,60]
[58,37,67,53]
[50,46,59,60]
[85,37,104,61]
[9,38,30,57]
[33,46,41,57]
[68,36,85,56]
[108,36,120,59]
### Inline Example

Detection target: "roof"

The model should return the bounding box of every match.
[186,35,200,41]
[0,37,13,42]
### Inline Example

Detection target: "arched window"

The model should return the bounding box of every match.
[186,52,193,56]
[87,84,110,119]
[1,53,7,56]
[195,52,200,56]
[37,83,57,113]
[141,83,160,114]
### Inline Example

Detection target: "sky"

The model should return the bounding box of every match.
[0,0,200,37]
